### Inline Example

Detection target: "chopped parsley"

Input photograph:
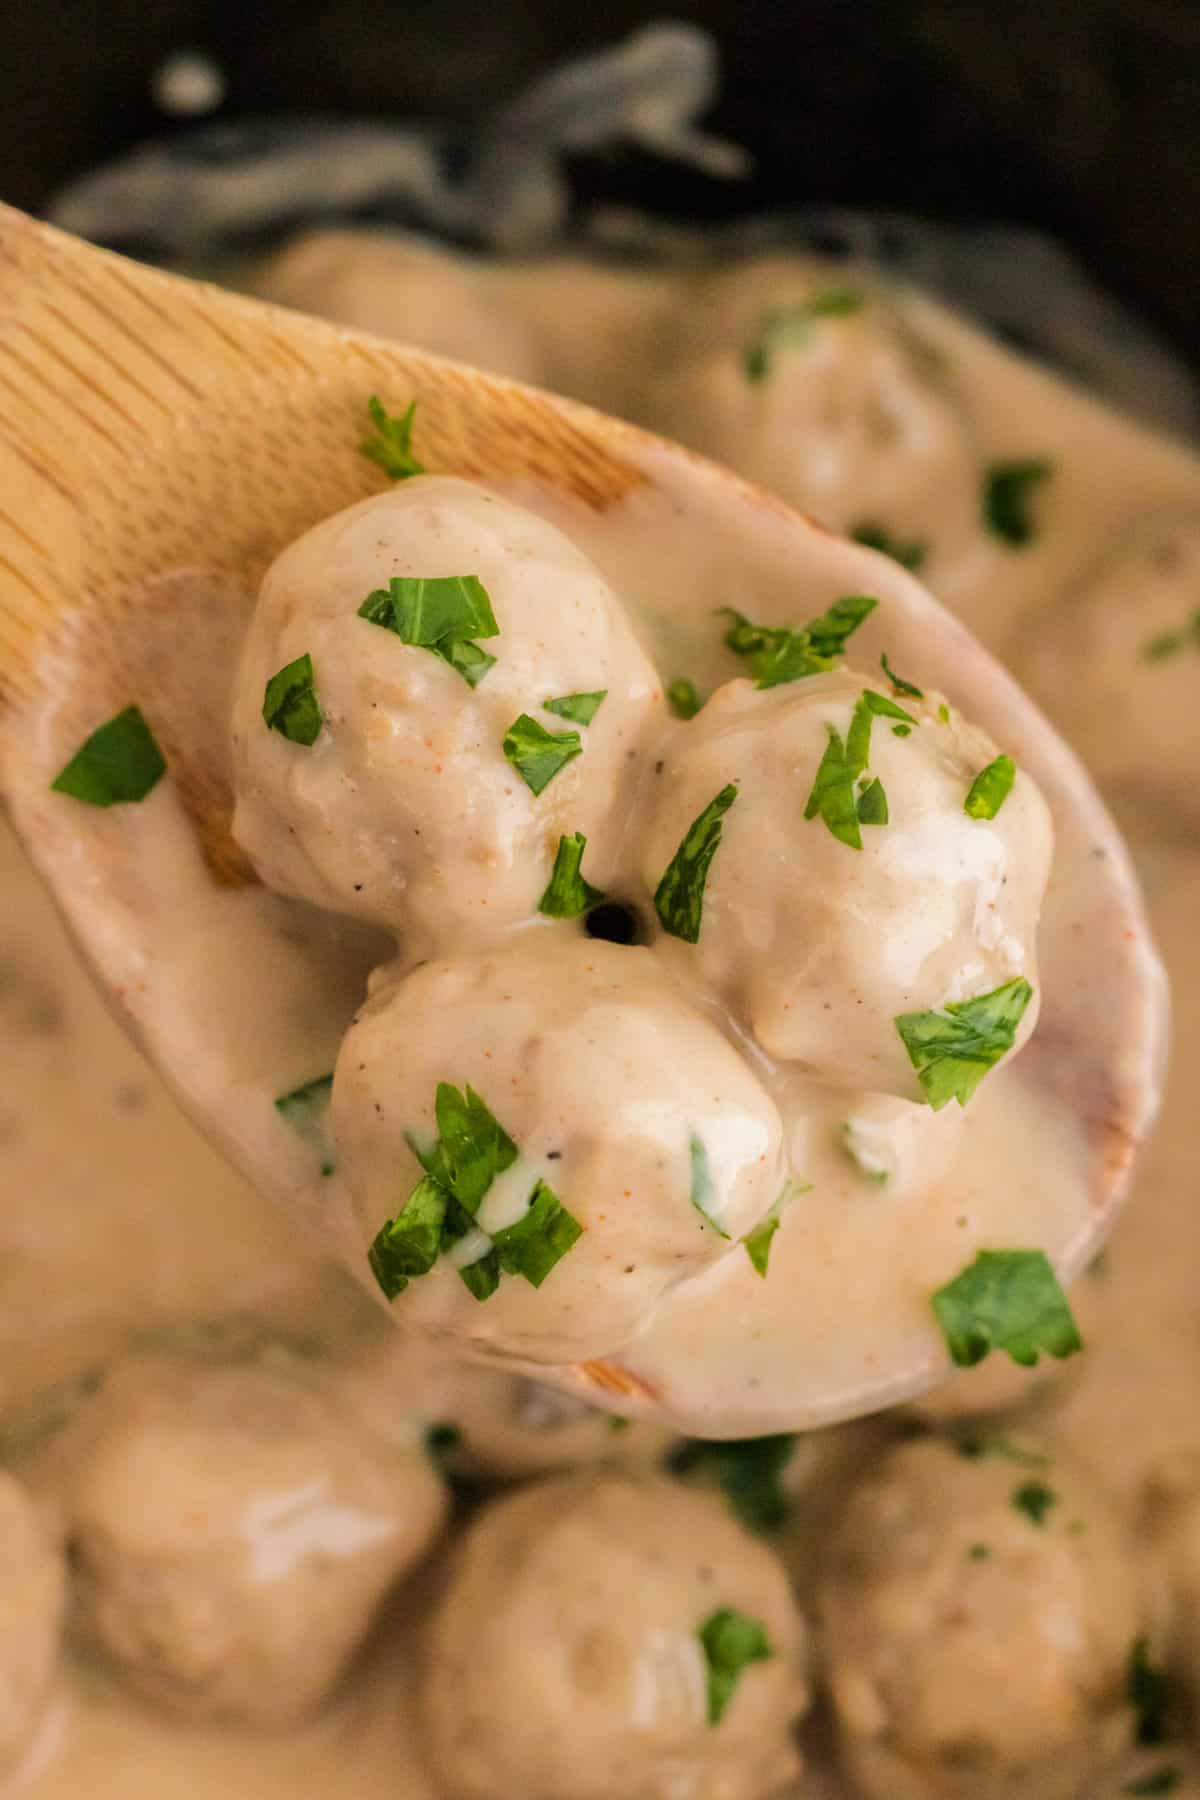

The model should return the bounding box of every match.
[538,832,605,918]
[670,1434,796,1532]
[938,703,951,723]
[688,1134,728,1237]
[983,458,1053,546]
[742,287,864,382]
[955,1433,1049,1469]
[423,1420,463,1470]
[51,706,166,806]
[274,1072,336,1176]
[369,1083,581,1304]
[543,690,607,726]
[503,714,583,795]
[1142,610,1200,662]
[719,595,876,688]
[805,724,863,850]
[932,1249,1083,1369]
[262,652,323,745]
[895,977,1033,1110]
[358,573,499,687]
[851,522,928,572]
[667,677,704,719]
[653,783,738,944]
[856,776,888,826]
[1129,1636,1172,1747]
[698,1608,773,1725]
[964,754,1016,820]
[360,395,425,480]
[880,651,924,698]
[967,1543,991,1561]
[368,1176,448,1299]
[1125,1769,1181,1795]
[1012,1479,1058,1525]
[743,1181,805,1276]
[491,1179,583,1286]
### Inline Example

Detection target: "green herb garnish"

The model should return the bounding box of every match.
[720,595,876,688]
[653,783,738,944]
[1129,1636,1171,1747]
[965,754,1016,820]
[1142,610,1200,662]
[851,523,928,572]
[543,690,607,726]
[491,1179,582,1287]
[968,1543,991,1561]
[262,652,323,745]
[896,977,1032,1110]
[274,1072,336,1176]
[804,724,862,850]
[361,396,425,480]
[983,458,1053,546]
[51,706,166,806]
[938,703,951,723]
[371,1084,581,1305]
[368,1177,448,1299]
[358,573,498,687]
[743,288,864,382]
[671,1435,796,1532]
[1012,1480,1058,1525]
[1125,1769,1181,1795]
[423,1421,463,1470]
[538,832,605,918]
[689,1133,728,1237]
[425,1082,517,1214]
[743,1181,804,1277]
[955,1433,1049,1469]
[667,678,704,719]
[880,652,924,698]
[503,714,583,795]
[932,1249,1083,1369]
[856,776,888,825]
[698,1608,773,1725]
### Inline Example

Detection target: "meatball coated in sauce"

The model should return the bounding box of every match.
[819,1436,1156,1800]
[421,1472,809,1800]
[333,937,785,1364]
[638,675,1051,1099]
[231,477,661,951]
[1018,512,1200,835]
[0,1470,65,1776]
[642,261,981,567]
[65,1356,447,1725]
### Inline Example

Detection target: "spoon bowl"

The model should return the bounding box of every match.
[0,204,1167,1435]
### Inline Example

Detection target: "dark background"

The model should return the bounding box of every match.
[2,0,1196,356]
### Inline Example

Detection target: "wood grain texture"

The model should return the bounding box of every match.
[0,202,648,873]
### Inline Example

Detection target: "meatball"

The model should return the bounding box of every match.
[819,1436,1156,1800]
[0,1470,65,1775]
[641,259,981,568]
[1017,512,1200,834]
[333,937,786,1364]
[231,477,661,949]
[251,230,545,384]
[637,675,1052,1099]
[421,1472,809,1800]
[66,1355,447,1724]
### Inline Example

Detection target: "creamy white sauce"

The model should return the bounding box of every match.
[2,239,1199,1798]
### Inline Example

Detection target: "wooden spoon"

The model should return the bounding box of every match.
[0,203,1167,1435]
